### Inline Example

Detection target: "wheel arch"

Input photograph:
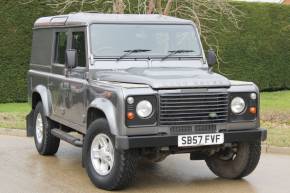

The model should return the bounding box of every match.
[32,85,52,116]
[87,98,118,136]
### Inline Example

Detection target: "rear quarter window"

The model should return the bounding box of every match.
[31,29,54,66]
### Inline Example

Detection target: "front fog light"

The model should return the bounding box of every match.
[250,93,257,100]
[127,97,134,104]
[136,100,153,118]
[231,97,246,114]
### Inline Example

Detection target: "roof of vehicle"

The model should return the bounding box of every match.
[33,12,193,29]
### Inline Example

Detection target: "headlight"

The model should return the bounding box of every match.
[231,97,246,114]
[136,100,153,118]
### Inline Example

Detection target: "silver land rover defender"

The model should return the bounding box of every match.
[26,13,267,190]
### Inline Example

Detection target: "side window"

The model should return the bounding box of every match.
[72,32,86,67]
[54,32,67,64]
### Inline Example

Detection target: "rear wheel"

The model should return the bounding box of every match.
[33,102,60,155]
[83,118,138,190]
[205,141,261,179]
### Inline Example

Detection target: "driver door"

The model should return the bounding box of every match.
[63,28,88,130]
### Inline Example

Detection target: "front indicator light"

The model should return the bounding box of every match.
[249,107,257,114]
[127,112,135,120]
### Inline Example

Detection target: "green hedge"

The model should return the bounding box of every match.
[0,1,290,103]
[210,2,290,91]
[0,0,53,103]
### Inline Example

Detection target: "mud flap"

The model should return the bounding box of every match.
[26,110,34,137]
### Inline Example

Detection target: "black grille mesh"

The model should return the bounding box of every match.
[159,93,229,126]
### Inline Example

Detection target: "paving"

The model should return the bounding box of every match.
[0,135,289,193]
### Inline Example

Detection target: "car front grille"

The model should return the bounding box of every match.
[159,92,229,126]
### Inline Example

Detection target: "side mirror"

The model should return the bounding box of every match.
[66,49,77,69]
[207,49,217,68]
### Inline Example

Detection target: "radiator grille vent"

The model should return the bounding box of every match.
[159,93,229,126]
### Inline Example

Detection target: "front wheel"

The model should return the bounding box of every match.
[205,141,261,179]
[83,119,138,190]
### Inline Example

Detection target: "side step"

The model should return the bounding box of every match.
[51,129,83,147]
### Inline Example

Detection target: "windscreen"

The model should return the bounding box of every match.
[90,24,202,58]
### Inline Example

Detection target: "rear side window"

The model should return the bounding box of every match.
[31,29,54,66]
[72,32,86,67]
[54,32,67,64]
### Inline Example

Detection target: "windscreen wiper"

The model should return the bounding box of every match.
[117,49,151,61]
[161,49,195,61]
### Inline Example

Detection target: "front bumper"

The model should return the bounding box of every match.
[115,128,267,150]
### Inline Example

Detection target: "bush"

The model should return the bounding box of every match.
[0,0,52,103]
[209,2,290,91]
[0,1,290,103]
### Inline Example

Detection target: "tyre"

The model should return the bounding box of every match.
[205,141,261,179]
[33,102,60,155]
[83,118,138,190]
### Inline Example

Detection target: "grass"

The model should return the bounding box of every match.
[0,91,290,146]
[262,121,290,147]
[0,103,30,129]
[259,91,290,147]
[261,91,290,112]
[0,103,30,113]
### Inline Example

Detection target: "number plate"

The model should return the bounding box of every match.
[178,133,224,147]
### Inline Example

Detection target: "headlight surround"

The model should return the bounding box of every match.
[126,95,157,127]
[231,97,246,114]
[136,100,153,118]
